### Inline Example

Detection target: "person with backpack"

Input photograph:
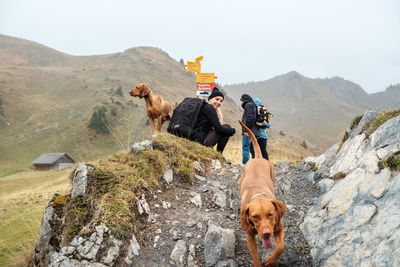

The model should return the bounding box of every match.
[240,94,259,164]
[250,97,271,160]
[190,87,236,153]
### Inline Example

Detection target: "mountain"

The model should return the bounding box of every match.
[0,34,311,170]
[223,72,400,153]
[370,84,400,110]
[0,34,204,168]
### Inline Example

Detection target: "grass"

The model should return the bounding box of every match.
[0,169,71,267]
[362,109,400,137]
[379,153,400,172]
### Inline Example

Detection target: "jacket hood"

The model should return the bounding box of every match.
[253,97,262,105]
[240,94,253,102]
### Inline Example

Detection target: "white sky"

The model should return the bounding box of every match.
[1,0,399,93]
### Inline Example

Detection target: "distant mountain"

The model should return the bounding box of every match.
[223,72,399,153]
[370,84,400,110]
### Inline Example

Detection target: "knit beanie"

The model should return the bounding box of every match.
[208,87,224,100]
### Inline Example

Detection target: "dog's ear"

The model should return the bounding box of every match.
[272,200,286,220]
[241,203,251,231]
[138,83,149,97]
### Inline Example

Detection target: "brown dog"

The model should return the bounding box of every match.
[239,120,286,267]
[129,83,173,133]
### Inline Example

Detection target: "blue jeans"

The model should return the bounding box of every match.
[242,136,252,164]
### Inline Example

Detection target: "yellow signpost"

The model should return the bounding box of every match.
[195,56,204,63]
[186,61,201,73]
[196,73,215,83]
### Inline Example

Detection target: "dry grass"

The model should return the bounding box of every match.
[362,109,400,137]
[0,169,71,267]
[223,137,310,165]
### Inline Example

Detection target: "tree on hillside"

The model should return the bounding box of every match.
[301,140,308,150]
[115,86,123,97]
[179,59,184,65]
[87,106,110,134]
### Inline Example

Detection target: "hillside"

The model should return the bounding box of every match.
[0,34,311,171]
[223,72,400,153]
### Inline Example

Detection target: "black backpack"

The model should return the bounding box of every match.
[255,104,272,128]
[167,97,205,138]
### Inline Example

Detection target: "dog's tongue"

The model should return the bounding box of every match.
[262,237,274,249]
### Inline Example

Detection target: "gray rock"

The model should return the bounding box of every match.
[301,169,400,266]
[193,160,206,174]
[274,161,291,172]
[101,238,122,264]
[33,193,63,266]
[317,179,335,193]
[187,244,198,267]
[170,240,187,267]
[71,164,93,199]
[124,234,141,264]
[348,109,379,139]
[131,140,153,154]
[190,194,202,208]
[212,159,222,169]
[137,194,151,215]
[204,221,236,266]
[163,168,174,185]
[215,259,237,267]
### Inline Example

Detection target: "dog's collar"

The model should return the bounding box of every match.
[250,192,271,202]
[143,89,151,98]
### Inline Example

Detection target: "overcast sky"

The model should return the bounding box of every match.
[1,0,399,93]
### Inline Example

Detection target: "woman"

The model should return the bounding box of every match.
[190,87,235,153]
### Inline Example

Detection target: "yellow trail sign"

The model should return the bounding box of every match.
[196,73,215,83]
[186,61,201,73]
[195,56,204,63]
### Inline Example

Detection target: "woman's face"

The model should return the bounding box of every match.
[209,96,224,110]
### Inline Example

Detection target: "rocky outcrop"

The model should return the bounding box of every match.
[302,110,400,266]
[33,135,316,266]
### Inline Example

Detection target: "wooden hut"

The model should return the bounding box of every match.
[31,153,75,171]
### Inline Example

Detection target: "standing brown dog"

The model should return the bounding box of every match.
[238,120,286,267]
[129,83,173,133]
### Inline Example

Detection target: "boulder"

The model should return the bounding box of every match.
[204,221,235,266]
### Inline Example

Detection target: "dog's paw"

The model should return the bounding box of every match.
[264,256,277,267]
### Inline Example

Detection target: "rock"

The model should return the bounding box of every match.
[101,238,122,264]
[162,201,171,209]
[131,140,153,154]
[163,168,174,185]
[274,161,291,172]
[124,234,141,264]
[195,174,206,181]
[348,109,379,139]
[33,193,64,266]
[71,164,93,199]
[187,244,198,267]
[317,179,335,193]
[194,160,206,174]
[170,240,187,267]
[215,259,237,267]
[212,159,222,169]
[190,194,202,208]
[137,194,151,215]
[301,169,400,266]
[204,221,236,266]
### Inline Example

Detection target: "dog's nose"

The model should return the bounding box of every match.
[262,229,272,237]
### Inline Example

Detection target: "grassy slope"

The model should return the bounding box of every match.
[0,169,71,266]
